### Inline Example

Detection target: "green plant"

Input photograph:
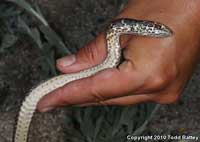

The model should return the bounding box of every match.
[65,105,158,142]
[0,2,19,53]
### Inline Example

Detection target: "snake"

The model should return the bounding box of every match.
[14,18,172,142]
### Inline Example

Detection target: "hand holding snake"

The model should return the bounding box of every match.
[38,0,200,110]
[15,0,200,141]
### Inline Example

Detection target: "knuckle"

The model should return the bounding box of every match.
[147,66,178,91]
[148,74,170,90]
[167,93,180,103]
[98,101,109,106]
[153,93,180,104]
[91,87,105,103]
[89,77,105,102]
[86,43,97,61]
[91,91,105,103]
[79,44,95,62]
[153,75,168,87]
[79,37,105,63]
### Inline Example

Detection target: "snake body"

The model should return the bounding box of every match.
[14,18,172,142]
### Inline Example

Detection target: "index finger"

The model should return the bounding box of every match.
[37,62,144,112]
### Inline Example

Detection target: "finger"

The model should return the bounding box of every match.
[101,92,180,105]
[37,61,146,112]
[79,94,153,106]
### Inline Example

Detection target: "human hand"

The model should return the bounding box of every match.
[37,0,200,112]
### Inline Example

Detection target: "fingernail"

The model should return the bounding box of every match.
[57,55,76,67]
[40,107,54,112]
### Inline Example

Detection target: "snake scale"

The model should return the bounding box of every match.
[14,18,172,142]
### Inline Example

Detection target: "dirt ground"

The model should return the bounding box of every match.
[0,0,199,142]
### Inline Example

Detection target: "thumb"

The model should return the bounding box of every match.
[56,33,107,73]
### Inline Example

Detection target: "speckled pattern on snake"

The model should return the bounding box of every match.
[14,18,173,142]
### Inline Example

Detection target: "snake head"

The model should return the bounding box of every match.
[133,20,173,37]
[109,18,173,38]
[148,22,173,37]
